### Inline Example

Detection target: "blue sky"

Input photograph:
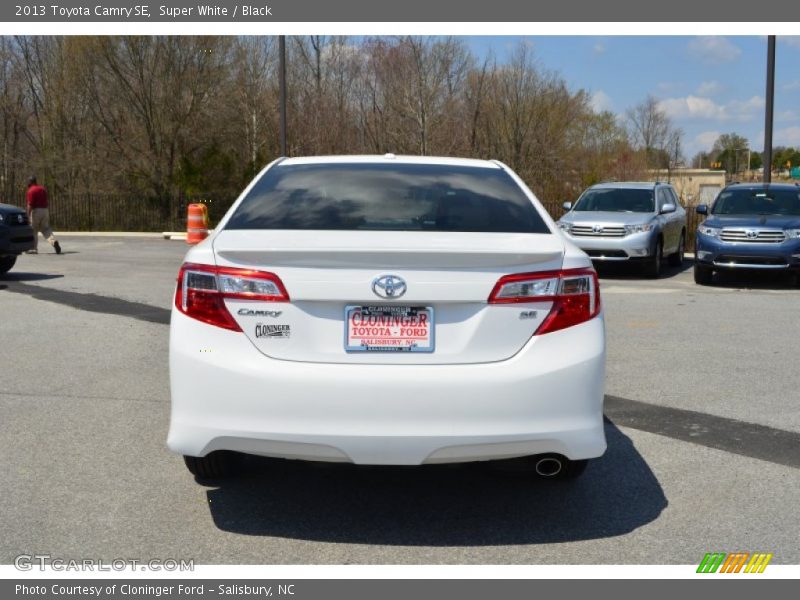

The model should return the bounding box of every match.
[465,36,800,160]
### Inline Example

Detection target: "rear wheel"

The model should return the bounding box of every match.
[0,255,17,275]
[183,451,241,480]
[644,240,663,278]
[530,454,589,481]
[694,263,713,285]
[668,231,685,267]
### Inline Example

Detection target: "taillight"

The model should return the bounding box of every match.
[488,268,600,335]
[174,263,289,331]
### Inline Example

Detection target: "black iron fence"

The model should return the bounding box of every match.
[9,193,704,251]
[8,194,201,232]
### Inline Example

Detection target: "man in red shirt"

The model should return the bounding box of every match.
[26,176,61,254]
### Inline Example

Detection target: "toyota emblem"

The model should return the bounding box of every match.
[745,229,759,239]
[592,225,604,234]
[372,275,407,299]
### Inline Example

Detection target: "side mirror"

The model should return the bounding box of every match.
[696,204,708,215]
[660,203,676,214]
[562,201,572,211]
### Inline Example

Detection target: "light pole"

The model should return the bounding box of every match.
[763,35,776,183]
[279,35,287,156]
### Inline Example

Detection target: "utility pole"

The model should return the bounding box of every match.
[763,35,775,183]
[279,35,287,156]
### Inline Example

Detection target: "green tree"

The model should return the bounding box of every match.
[711,132,750,175]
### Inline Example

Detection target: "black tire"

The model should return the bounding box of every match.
[694,263,713,285]
[644,239,663,278]
[0,255,17,275]
[530,454,589,481]
[183,451,241,480]
[668,231,685,267]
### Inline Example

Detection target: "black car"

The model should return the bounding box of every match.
[0,202,35,275]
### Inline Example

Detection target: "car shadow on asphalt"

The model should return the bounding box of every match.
[202,420,666,546]
[702,269,798,290]
[594,261,692,281]
[0,272,64,282]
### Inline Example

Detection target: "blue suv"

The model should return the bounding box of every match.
[694,183,800,285]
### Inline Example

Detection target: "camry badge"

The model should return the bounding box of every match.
[372,275,407,299]
[237,309,283,317]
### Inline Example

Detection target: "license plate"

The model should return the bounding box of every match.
[344,305,434,353]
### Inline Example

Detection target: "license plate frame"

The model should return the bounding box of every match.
[344,305,435,353]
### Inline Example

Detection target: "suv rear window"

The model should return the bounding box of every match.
[225,163,550,233]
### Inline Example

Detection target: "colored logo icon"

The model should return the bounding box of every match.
[697,552,773,574]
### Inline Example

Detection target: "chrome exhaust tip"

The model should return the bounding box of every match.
[534,456,563,477]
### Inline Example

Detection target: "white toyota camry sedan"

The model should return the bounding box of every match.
[168,155,606,481]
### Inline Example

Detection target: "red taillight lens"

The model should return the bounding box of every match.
[174,263,289,331]
[488,268,601,335]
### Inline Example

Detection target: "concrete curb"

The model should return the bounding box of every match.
[57,231,166,238]
[54,231,189,240]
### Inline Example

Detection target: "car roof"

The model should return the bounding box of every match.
[0,202,24,212]
[723,182,800,191]
[588,181,666,190]
[278,155,502,169]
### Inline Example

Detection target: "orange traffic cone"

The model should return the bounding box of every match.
[186,203,209,244]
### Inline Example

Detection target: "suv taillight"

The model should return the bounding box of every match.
[174,263,289,331]
[488,268,601,335]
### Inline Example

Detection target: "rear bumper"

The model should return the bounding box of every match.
[562,231,656,260]
[167,309,607,465]
[0,225,35,255]
[695,233,800,270]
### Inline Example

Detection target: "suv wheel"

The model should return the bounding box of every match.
[694,263,713,285]
[645,240,663,278]
[0,255,17,275]
[668,231,685,267]
[183,451,241,480]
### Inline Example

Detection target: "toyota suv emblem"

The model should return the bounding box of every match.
[592,225,604,234]
[745,229,759,239]
[372,275,407,299]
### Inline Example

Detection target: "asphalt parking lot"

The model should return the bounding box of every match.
[1,235,799,564]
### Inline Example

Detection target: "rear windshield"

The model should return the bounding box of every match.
[225,163,550,233]
[712,188,800,215]
[573,188,655,213]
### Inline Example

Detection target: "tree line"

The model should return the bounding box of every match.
[0,35,684,220]
[692,131,800,176]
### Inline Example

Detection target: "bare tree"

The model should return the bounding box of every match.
[625,95,678,168]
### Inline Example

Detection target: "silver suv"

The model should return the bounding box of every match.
[557,182,687,278]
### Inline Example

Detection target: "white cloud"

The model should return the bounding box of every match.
[686,36,741,65]
[783,80,800,91]
[659,96,726,120]
[778,36,800,48]
[774,126,800,147]
[694,131,722,151]
[658,95,764,122]
[657,81,683,94]
[590,90,613,113]
[696,81,724,97]
[776,110,799,122]
[592,42,606,56]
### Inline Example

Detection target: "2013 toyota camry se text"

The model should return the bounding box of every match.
[167,155,606,481]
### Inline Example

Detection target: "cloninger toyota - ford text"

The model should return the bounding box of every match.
[168,155,606,481]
